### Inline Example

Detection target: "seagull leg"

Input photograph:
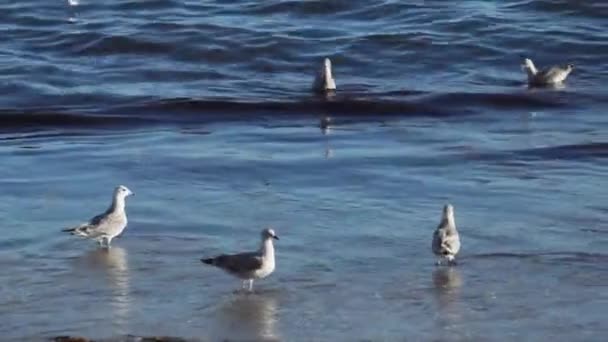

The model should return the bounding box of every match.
[247,279,254,292]
[447,255,457,266]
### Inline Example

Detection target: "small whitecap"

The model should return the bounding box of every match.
[68,0,79,6]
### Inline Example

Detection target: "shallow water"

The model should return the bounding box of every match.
[1,0,608,341]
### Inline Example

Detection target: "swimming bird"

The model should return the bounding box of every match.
[313,58,336,93]
[522,58,574,86]
[63,185,134,248]
[432,204,461,265]
[201,228,279,291]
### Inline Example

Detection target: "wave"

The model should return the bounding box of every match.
[463,142,608,163]
[74,34,173,56]
[0,89,581,130]
[0,109,152,131]
[518,142,608,160]
[467,251,608,263]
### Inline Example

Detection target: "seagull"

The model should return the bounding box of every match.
[63,185,134,248]
[312,58,336,93]
[522,58,574,86]
[201,228,279,291]
[432,204,461,265]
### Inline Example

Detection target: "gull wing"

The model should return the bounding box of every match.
[212,252,264,274]
[63,209,112,237]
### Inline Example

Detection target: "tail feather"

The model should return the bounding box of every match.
[201,258,214,265]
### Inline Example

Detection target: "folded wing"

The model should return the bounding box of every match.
[202,252,263,274]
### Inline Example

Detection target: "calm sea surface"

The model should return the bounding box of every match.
[1,0,607,341]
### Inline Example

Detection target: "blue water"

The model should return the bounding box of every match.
[1,0,608,341]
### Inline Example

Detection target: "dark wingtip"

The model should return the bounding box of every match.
[201,258,213,265]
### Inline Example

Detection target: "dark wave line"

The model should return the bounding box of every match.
[0,110,152,131]
[518,142,608,160]
[467,251,608,262]
[131,91,571,116]
[74,34,172,56]
[52,335,193,342]
[135,97,458,117]
[0,89,578,129]
[427,91,570,109]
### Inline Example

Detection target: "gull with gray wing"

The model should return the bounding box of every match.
[432,204,461,265]
[201,228,279,291]
[63,185,134,248]
[522,58,574,87]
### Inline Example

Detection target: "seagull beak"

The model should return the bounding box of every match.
[273,235,279,240]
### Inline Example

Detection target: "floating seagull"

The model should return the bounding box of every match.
[201,228,279,291]
[63,185,134,248]
[522,58,574,86]
[312,58,336,93]
[432,204,461,265]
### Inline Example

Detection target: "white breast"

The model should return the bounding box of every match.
[254,256,275,279]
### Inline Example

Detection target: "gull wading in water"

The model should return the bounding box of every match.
[522,58,574,87]
[201,228,279,291]
[313,57,336,93]
[432,204,461,266]
[63,185,134,248]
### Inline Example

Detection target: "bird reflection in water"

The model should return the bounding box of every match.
[80,247,131,334]
[320,116,332,135]
[320,116,334,158]
[432,267,463,306]
[211,292,281,341]
[432,267,464,334]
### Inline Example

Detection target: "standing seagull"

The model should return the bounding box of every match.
[312,58,336,93]
[63,185,134,248]
[201,228,279,291]
[522,58,574,87]
[432,204,461,265]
